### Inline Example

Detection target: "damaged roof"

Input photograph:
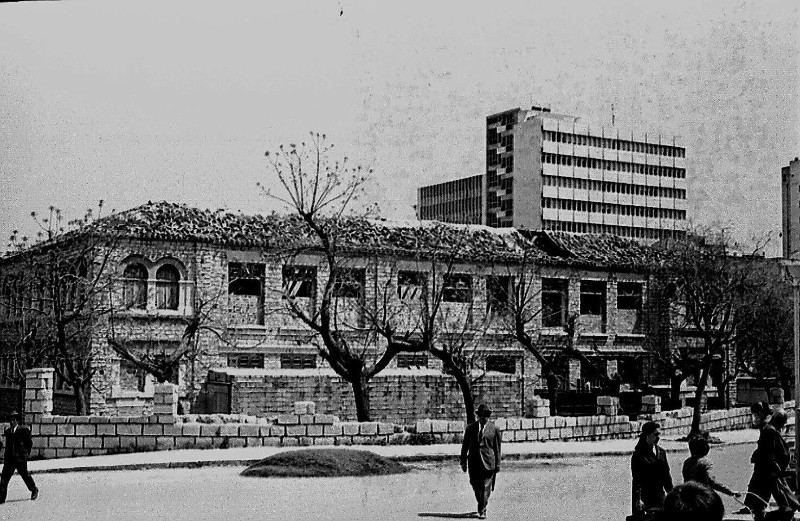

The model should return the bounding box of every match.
[3,201,655,271]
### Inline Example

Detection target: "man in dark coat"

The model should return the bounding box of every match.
[631,421,672,518]
[461,404,501,519]
[0,411,38,504]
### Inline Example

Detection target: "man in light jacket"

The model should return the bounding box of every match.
[461,404,502,519]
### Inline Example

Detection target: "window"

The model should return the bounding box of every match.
[122,263,148,310]
[486,355,516,374]
[542,278,568,327]
[396,353,428,368]
[486,275,512,313]
[227,353,265,369]
[280,353,317,369]
[580,280,606,316]
[397,271,426,300]
[617,282,643,310]
[228,263,265,296]
[120,359,147,392]
[156,265,180,310]
[282,266,317,298]
[332,268,365,299]
[443,274,472,303]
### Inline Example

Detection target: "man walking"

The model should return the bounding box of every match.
[0,411,38,504]
[460,404,501,519]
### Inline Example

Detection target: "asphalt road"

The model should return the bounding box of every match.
[0,443,764,521]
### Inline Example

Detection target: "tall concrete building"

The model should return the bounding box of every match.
[416,174,484,225]
[417,105,689,241]
[782,157,800,258]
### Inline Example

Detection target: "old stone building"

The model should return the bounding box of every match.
[0,201,658,421]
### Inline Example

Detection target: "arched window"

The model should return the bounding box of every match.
[156,265,180,310]
[122,263,148,310]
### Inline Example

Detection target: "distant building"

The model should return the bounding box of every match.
[782,157,800,258]
[417,105,689,242]
[416,174,484,225]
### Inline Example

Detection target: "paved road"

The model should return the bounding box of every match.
[0,444,773,521]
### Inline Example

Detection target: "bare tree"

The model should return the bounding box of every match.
[499,249,612,415]
[262,133,402,421]
[3,203,119,414]
[365,229,492,423]
[652,228,774,435]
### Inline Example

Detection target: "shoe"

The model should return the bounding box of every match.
[31,489,38,501]
[477,510,486,519]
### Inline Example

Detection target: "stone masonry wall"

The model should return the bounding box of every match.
[223,370,523,423]
[15,369,789,462]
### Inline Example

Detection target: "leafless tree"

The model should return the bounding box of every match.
[2,203,118,414]
[262,133,402,421]
[651,228,774,435]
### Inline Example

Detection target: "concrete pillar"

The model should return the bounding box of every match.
[568,359,581,390]
[596,395,620,416]
[24,368,54,423]
[153,383,178,423]
[525,396,551,418]
[641,395,661,414]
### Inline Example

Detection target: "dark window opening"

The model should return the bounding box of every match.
[443,274,472,303]
[542,278,568,327]
[486,275,512,313]
[580,280,606,316]
[617,282,643,310]
[280,353,317,369]
[228,263,265,296]
[396,353,428,368]
[282,265,317,298]
[227,353,265,369]
[332,268,365,299]
[398,271,427,300]
[486,355,516,374]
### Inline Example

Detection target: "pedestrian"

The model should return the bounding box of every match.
[742,406,798,521]
[460,404,501,519]
[630,421,673,519]
[656,481,725,521]
[0,411,38,504]
[681,430,740,498]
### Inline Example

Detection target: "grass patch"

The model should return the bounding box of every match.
[240,448,410,478]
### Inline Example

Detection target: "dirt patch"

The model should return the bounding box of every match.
[240,448,410,478]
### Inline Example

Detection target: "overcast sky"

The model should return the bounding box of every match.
[1,0,798,254]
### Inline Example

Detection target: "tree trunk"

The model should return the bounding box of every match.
[350,374,371,422]
[546,371,559,416]
[74,382,89,415]
[452,368,476,424]
[690,364,711,436]
[669,372,684,410]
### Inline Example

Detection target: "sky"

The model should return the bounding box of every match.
[1,0,798,254]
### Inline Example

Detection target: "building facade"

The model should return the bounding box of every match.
[0,202,661,421]
[782,157,800,258]
[416,174,484,225]
[418,105,689,242]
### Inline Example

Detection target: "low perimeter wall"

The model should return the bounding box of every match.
[13,369,794,461]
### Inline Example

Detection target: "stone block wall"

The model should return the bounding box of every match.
[17,369,783,462]
[223,370,523,423]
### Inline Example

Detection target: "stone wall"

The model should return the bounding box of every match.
[219,369,523,423]
[15,369,787,461]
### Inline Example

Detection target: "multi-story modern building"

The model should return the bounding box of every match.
[418,105,689,242]
[781,157,800,258]
[416,174,484,224]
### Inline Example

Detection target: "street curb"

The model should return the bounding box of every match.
[28,438,757,474]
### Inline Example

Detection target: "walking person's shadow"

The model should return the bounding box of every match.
[418,512,480,518]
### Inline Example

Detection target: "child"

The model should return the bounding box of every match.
[682,431,740,498]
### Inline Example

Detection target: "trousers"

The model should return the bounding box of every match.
[0,460,37,503]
